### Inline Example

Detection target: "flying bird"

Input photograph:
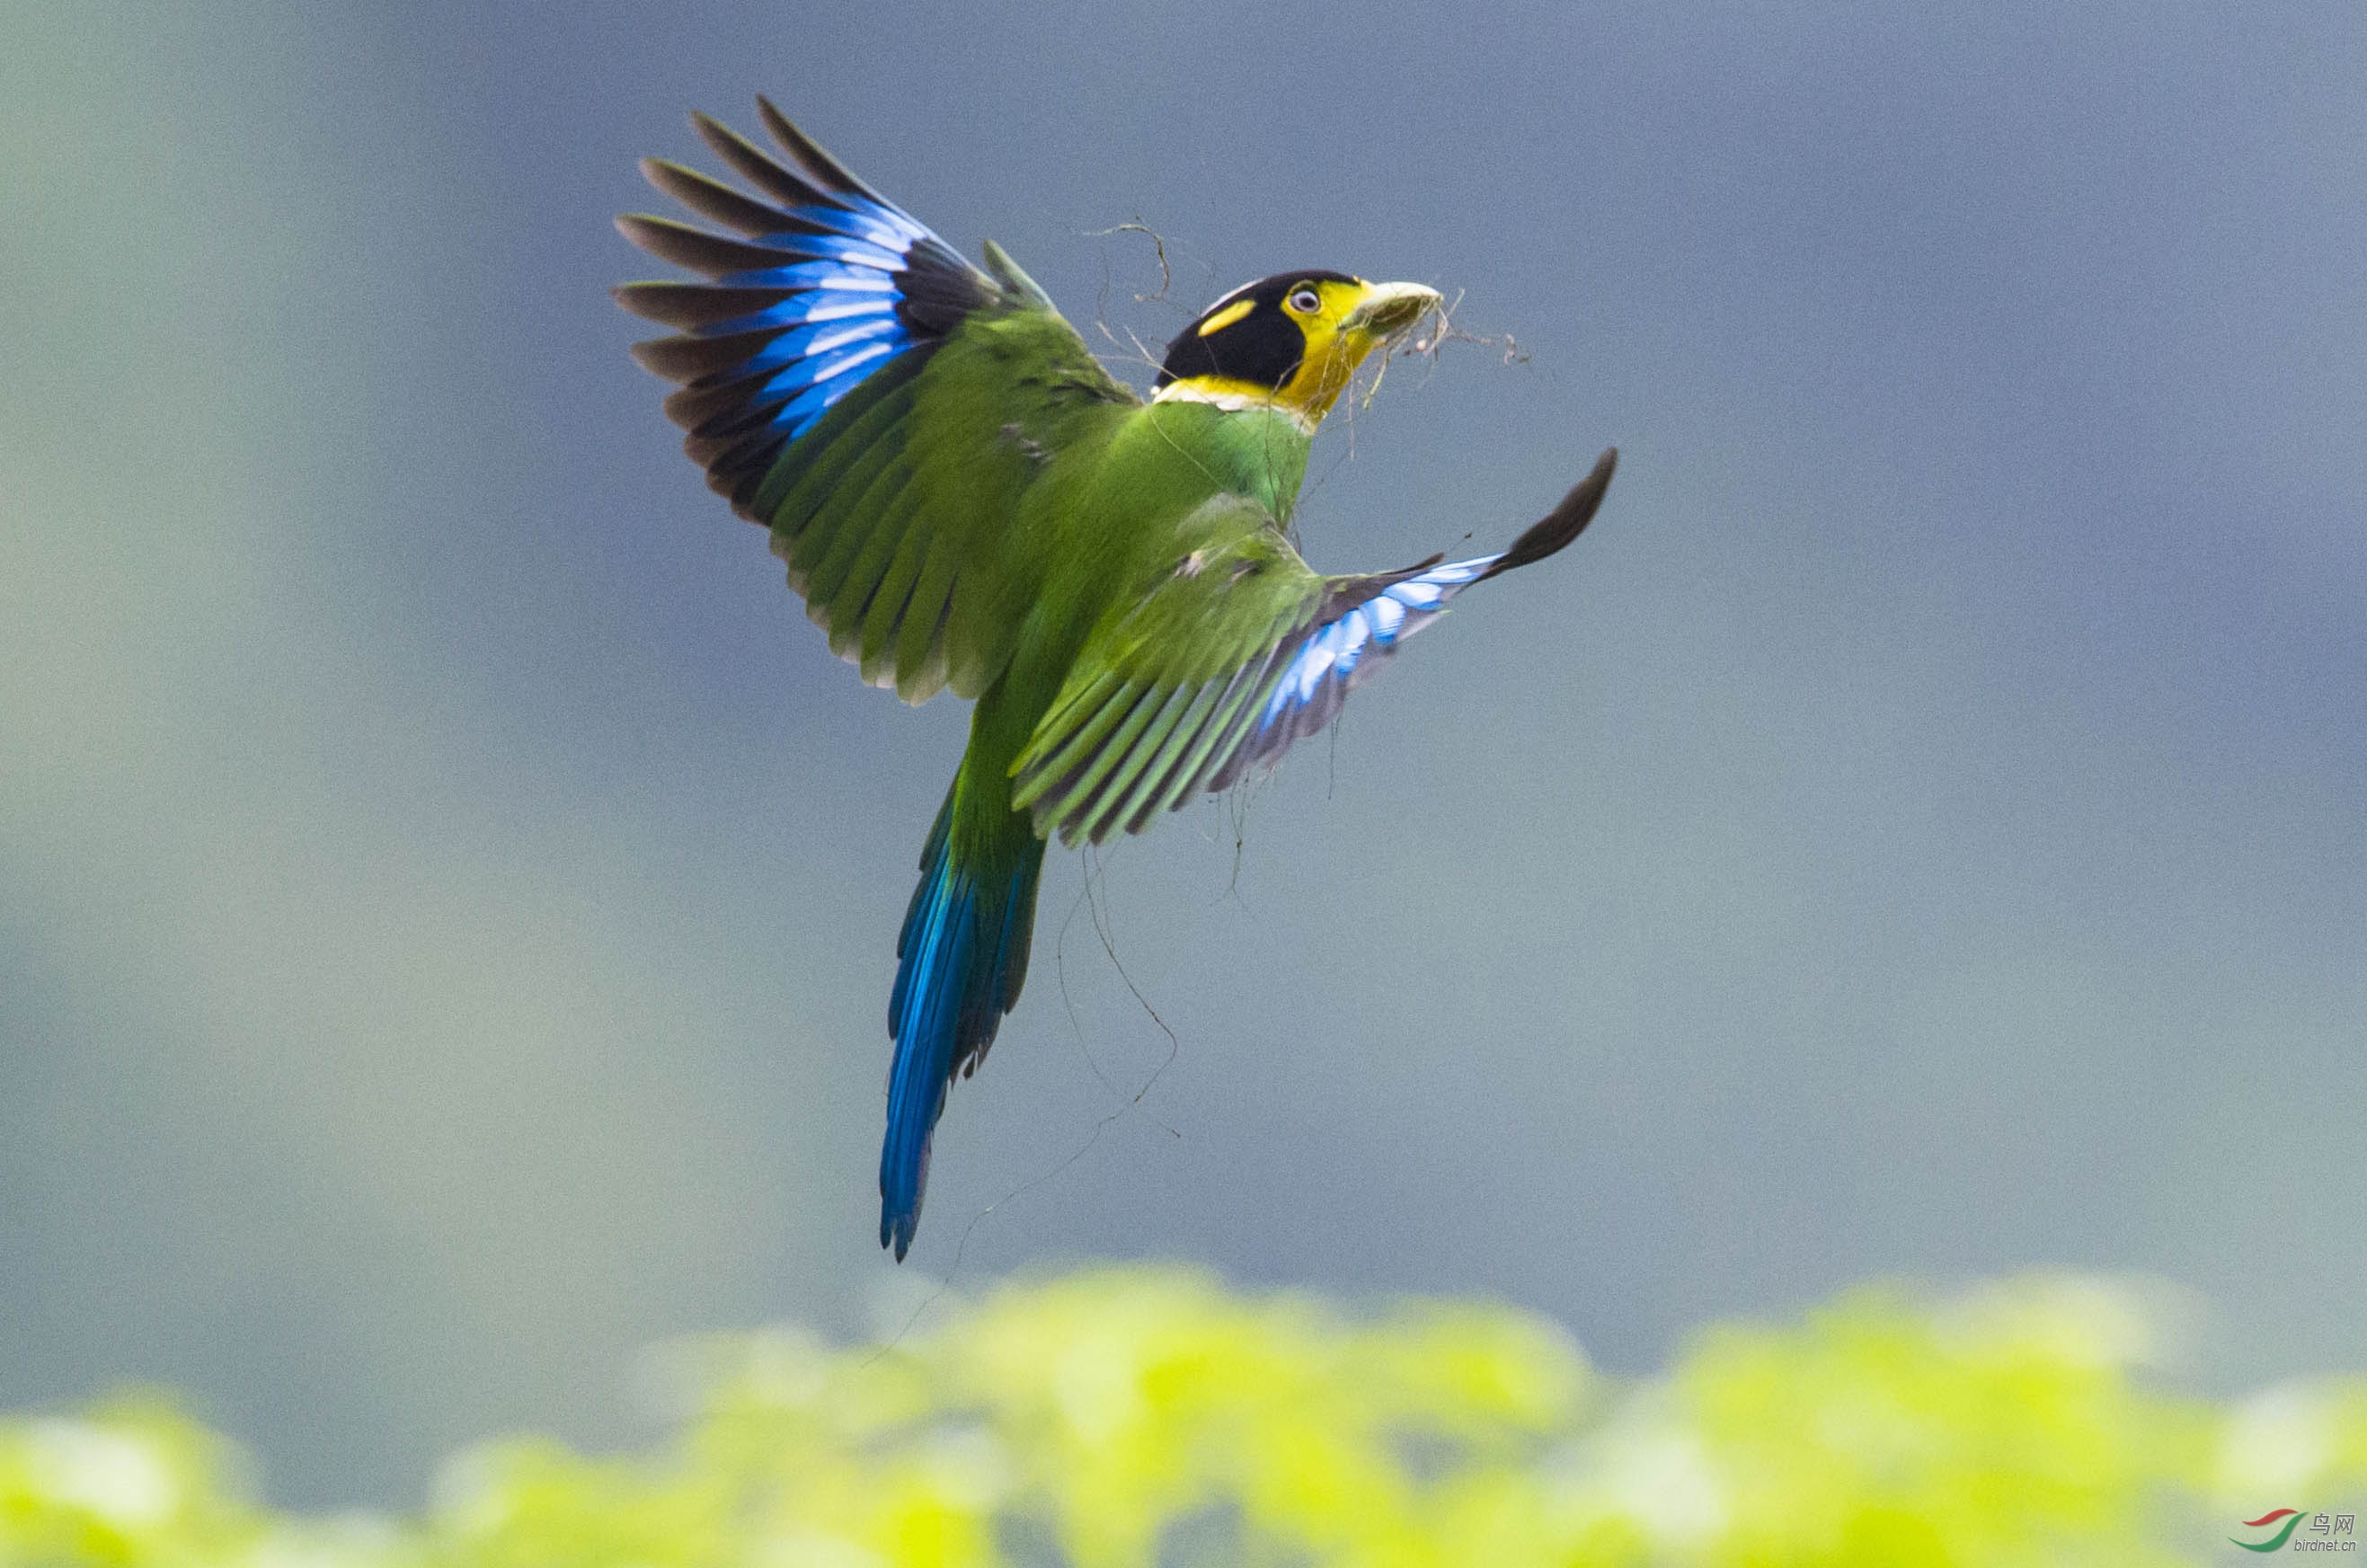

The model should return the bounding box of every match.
[616,102,1618,1259]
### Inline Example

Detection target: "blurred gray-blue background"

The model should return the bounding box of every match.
[4,0,2360,1508]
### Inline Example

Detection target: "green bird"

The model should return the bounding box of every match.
[616,101,1617,1259]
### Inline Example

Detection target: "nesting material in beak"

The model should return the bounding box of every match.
[1343,281,1445,344]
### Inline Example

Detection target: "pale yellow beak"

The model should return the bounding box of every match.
[1341,280,1444,341]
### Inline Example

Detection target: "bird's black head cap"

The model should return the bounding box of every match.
[1157,270,1361,392]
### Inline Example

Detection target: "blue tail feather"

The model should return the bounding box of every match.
[880,786,1043,1260]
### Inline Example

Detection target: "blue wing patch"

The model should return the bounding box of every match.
[616,100,997,516]
[1264,557,1491,714]
[1209,449,1621,794]
[1206,555,1497,792]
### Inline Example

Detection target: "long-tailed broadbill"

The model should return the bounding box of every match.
[616,101,1618,1259]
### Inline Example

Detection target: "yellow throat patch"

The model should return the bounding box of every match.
[1155,275,1441,429]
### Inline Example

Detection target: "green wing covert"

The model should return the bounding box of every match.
[1011,454,1618,846]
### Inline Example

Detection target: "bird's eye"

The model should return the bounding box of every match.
[1287,286,1323,314]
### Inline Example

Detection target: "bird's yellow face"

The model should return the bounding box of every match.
[1156,273,1443,429]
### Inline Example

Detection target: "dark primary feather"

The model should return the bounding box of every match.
[694,110,833,209]
[757,96,899,207]
[638,158,801,240]
[616,214,813,279]
[1476,447,1618,581]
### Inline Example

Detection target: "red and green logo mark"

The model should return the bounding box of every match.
[2234,1510,2306,1552]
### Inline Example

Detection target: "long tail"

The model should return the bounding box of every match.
[881,731,1046,1260]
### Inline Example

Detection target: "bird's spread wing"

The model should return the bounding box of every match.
[1011,449,1618,846]
[616,101,1137,702]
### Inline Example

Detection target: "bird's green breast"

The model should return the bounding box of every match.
[1113,398,1312,526]
[1004,398,1306,669]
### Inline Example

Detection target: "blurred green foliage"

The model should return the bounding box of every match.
[3,1267,2362,1566]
